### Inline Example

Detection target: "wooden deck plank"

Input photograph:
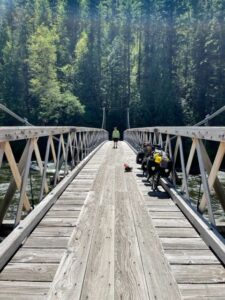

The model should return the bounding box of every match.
[172,265,225,284]
[23,236,69,248]
[125,174,181,297]
[50,205,82,211]
[56,199,85,205]
[161,238,209,250]
[31,227,73,237]
[0,263,57,282]
[0,281,50,299]
[74,175,96,179]
[11,248,64,263]
[152,219,192,228]
[80,170,115,299]
[38,217,77,227]
[59,192,88,199]
[155,227,199,238]
[47,193,100,299]
[149,211,184,218]
[145,199,176,206]
[65,187,90,192]
[46,210,80,218]
[0,294,45,300]
[147,205,180,212]
[179,283,225,299]
[114,166,149,300]
[165,249,220,265]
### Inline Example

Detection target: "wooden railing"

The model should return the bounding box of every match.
[124,127,225,227]
[0,127,108,227]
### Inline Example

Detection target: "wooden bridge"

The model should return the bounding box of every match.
[0,127,225,299]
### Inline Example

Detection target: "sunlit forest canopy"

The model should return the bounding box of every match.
[0,0,225,131]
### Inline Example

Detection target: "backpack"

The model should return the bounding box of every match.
[136,151,145,164]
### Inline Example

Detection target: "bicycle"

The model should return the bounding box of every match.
[146,154,172,191]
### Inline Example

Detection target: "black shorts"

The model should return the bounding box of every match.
[113,138,119,142]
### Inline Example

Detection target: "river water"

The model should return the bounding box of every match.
[178,171,225,224]
[0,162,63,221]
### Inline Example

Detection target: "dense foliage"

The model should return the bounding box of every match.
[0,0,225,131]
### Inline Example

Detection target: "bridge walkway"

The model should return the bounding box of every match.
[0,142,224,299]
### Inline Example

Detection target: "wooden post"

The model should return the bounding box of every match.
[39,137,51,202]
[172,137,180,187]
[15,139,34,226]
[74,133,79,164]
[181,140,196,191]
[0,142,31,226]
[0,142,5,168]
[64,133,71,175]
[196,139,216,225]
[50,136,57,166]
[33,139,49,193]
[198,140,225,212]
[54,135,62,187]
[178,136,190,200]
[199,142,225,212]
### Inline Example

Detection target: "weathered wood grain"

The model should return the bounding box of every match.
[145,199,176,206]
[172,265,225,284]
[152,219,192,228]
[0,281,50,299]
[149,211,184,218]
[46,210,80,218]
[165,249,219,265]
[179,283,225,299]
[39,217,77,227]
[124,158,181,298]
[31,227,73,237]
[0,263,58,282]
[156,227,199,238]
[59,192,88,198]
[48,145,111,299]
[50,204,82,211]
[23,236,69,248]
[48,193,100,299]
[55,200,84,206]
[114,188,149,299]
[80,171,115,299]
[147,205,180,212]
[161,238,209,250]
[11,248,64,263]
[57,197,86,206]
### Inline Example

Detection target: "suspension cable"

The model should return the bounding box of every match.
[0,104,33,126]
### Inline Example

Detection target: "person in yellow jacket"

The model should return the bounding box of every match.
[112,127,120,149]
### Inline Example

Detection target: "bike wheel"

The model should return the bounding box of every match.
[152,172,160,191]
[152,175,157,191]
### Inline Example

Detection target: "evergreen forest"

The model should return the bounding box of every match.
[0,0,225,131]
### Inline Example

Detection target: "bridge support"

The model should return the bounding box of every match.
[126,107,130,129]
[101,107,106,130]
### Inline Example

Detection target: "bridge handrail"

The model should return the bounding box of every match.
[0,126,106,142]
[0,126,108,229]
[125,126,225,142]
